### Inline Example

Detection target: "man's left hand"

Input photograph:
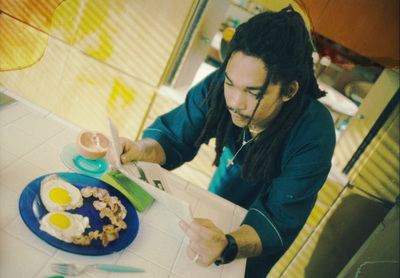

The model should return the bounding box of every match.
[179,218,228,266]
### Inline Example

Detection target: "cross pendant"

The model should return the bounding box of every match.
[226,158,234,167]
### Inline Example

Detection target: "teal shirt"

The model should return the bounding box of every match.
[143,71,336,277]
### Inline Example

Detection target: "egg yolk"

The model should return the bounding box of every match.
[49,187,72,204]
[50,213,71,229]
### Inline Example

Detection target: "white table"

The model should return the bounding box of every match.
[0,92,247,278]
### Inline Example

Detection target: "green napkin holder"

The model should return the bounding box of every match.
[102,170,154,212]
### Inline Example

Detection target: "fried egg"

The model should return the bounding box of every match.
[40,212,90,243]
[40,175,83,212]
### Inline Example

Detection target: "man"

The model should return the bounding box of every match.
[116,6,335,277]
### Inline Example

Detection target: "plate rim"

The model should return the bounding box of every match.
[18,172,139,256]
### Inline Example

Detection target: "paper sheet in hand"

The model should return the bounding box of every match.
[107,118,193,224]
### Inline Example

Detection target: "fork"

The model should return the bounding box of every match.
[51,263,144,276]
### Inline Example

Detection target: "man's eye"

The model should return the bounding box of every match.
[247,90,259,98]
[225,81,233,87]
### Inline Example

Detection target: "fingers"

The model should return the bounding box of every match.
[179,219,227,266]
[110,138,166,165]
[180,222,200,263]
[182,219,221,241]
[119,137,141,164]
[186,245,199,262]
[186,243,213,266]
[179,219,222,242]
[120,153,130,164]
[179,220,201,240]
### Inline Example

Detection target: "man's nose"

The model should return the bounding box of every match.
[228,88,246,110]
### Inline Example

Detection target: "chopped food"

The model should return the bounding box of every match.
[72,186,128,247]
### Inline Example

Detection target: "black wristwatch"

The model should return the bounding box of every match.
[215,234,238,266]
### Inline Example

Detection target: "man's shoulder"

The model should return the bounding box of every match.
[289,94,336,144]
[280,95,336,165]
[300,95,334,126]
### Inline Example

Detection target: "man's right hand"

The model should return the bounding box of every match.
[110,137,166,167]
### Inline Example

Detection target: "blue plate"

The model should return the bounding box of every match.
[19,172,139,256]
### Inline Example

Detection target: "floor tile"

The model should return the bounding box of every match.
[23,143,69,173]
[0,185,19,229]
[0,102,31,123]
[0,118,7,128]
[127,221,182,270]
[141,201,185,240]
[0,230,51,278]
[4,216,58,257]
[46,129,80,149]
[0,159,47,194]
[12,112,64,141]
[0,125,43,157]
[172,242,222,278]
[112,249,170,278]
[0,147,19,170]
[47,112,83,132]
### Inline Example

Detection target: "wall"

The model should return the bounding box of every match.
[269,92,399,277]
[338,202,399,278]
[0,0,195,139]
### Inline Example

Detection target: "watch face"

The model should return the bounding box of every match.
[217,234,238,265]
[224,244,238,261]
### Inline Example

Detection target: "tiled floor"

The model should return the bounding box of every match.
[0,96,247,277]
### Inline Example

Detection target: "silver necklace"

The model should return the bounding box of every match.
[226,130,255,167]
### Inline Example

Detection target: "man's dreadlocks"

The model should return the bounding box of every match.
[195,6,325,181]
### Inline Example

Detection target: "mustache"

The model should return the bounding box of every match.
[227,106,251,119]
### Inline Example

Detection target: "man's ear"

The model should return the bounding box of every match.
[282,81,299,102]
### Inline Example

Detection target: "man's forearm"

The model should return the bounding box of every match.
[228,224,262,259]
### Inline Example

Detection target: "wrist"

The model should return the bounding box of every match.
[215,234,238,266]
[137,139,166,165]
